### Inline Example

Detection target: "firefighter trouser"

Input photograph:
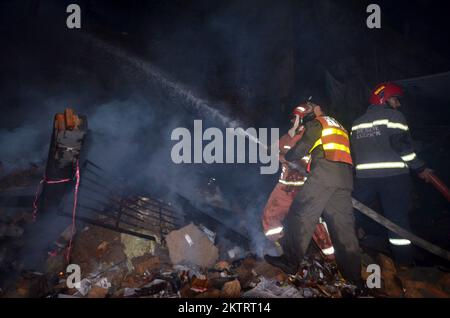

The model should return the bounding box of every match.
[353,174,413,265]
[281,180,362,284]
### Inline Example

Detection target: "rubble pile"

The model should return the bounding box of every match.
[1,167,450,298]
[28,223,450,298]
[0,165,40,243]
[48,224,450,298]
[371,254,450,298]
[2,215,450,298]
[0,164,42,192]
[165,223,219,268]
[0,165,42,292]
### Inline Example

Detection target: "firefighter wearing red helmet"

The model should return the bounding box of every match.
[264,99,362,288]
[351,83,433,266]
[262,102,336,261]
[369,83,404,105]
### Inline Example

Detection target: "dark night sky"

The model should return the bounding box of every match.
[377,0,450,56]
[1,1,450,119]
[0,0,449,178]
[0,1,448,189]
[1,0,449,161]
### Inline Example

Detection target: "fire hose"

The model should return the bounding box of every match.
[352,198,450,262]
[427,171,450,203]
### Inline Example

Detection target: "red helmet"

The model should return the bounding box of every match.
[292,103,314,119]
[370,83,404,105]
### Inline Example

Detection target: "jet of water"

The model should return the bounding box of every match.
[80,34,269,149]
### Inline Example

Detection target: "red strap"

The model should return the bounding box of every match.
[66,160,80,263]
[31,160,81,264]
[32,180,45,221]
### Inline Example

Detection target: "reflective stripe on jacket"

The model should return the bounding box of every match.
[351,105,425,178]
[310,116,353,165]
[278,132,307,189]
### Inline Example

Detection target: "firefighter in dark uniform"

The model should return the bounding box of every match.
[264,100,362,287]
[351,83,432,265]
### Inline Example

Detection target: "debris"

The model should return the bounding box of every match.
[177,195,251,249]
[190,277,209,293]
[123,288,137,297]
[13,271,51,298]
[87,286,109,298]
[243,278,303,298]
[208,274,239,290]
[254,260,287,281]
[377,254,403,297]
[45,253,65,275]
[121,232,156,270]
[235,265,258,290]
[96,241,110,258]
[173,264,198,277]
[195,289,221,298]
[214,261,231,272]
[57,294,81,298]
[10,211,33,224]
[0,164,41,190]
[316,284,334,297]
[69,225,128,279]
[166,223,219,268]
[134,279,168,297]
[402,280,450,298]
[221,279,241,298]
[0,222,24,238]
[95,277,112,289]
[199,225,216,243]
[75,278,92,296]
[180,284,198,298]
[227,246,245,260]
[55,225,76,248]
[302,288,315,298]
[122,279,169,298]
[378,253,397,275]
[132,255,160,275]
[2,160,448,299]
[438,273,450,293]
[173,264,192,272]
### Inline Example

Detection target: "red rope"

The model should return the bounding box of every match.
[32,180,45,222]
[66,160,80,263]
[32,176,71,221]
[31,160,81,263]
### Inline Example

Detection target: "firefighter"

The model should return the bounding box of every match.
[264,100,362,287]
[262,105,335,260]
[351,83,433,265]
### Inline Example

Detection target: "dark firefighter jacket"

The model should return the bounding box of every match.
[285,119,353,190]
[350,105,426,179]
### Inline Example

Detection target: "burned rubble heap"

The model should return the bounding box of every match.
[1,164,450,298]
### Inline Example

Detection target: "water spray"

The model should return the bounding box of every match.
[80,34,270,150]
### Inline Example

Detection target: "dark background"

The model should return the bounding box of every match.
[0,0,449,264]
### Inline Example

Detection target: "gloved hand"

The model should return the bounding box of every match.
[286,160,308,175]
[418,167,433,183]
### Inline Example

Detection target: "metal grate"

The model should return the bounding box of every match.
[58,160,184,242]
